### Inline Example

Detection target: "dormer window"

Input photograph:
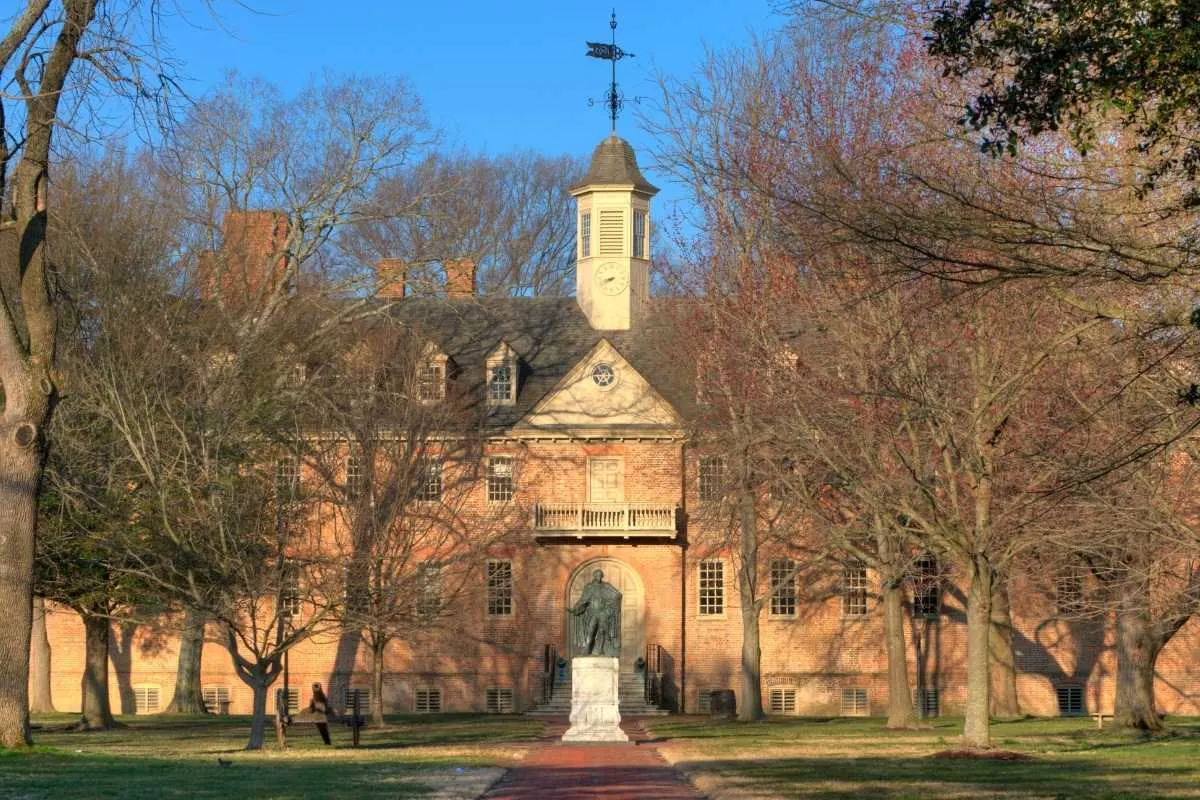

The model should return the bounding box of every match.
[416,343,449,403]
[486,342,518,406]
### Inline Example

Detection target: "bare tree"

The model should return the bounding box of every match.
[347,151,583,297]
[301,317,517,725]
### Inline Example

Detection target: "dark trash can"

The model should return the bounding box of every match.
[709,689,736,719]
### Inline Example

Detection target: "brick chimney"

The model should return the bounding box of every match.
[200,210,289,306]
[375,258,407,300]
[444,258,476,299]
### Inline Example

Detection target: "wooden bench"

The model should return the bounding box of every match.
[1092,712,1112,730]
[274,691,365,748]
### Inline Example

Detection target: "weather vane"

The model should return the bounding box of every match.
[586,11,635,131]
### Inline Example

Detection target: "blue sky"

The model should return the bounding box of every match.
[157,2,785,222]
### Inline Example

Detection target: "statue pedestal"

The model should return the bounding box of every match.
[562,656,628,742]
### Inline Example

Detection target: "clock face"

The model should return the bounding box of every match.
[595,262,628,296]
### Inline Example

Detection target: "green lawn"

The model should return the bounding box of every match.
[643,715,1200,799]
[0,713,541,799]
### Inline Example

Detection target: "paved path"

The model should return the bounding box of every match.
[481,718,703,800]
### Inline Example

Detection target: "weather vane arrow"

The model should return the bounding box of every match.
[585,11,636,132]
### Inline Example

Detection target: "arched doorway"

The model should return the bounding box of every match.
[565,558,645,673]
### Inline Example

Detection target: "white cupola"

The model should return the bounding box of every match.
[571,134,659,331]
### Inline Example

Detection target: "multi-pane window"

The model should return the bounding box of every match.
[1056,568,1086,616]
[580,212,591,258]
[916,688,940,718]
[487,560,514,616]
[911,554,940,618]
[770,558,797,617]
[345,451,364,499]
[415,456,442,501]
[486,687,515,714]
[633,210,648,258]
[769,688,797,714]
[275,455,300,502]
[841,687,869,716]
[134,685,161,714]
[1056,684,1084,716]
[487,457,515,502]
[699,560,725,616]
[416,563,442,619]
[842,562,868,616]
[279,568,302,619]
[698,456,724,502]
[415,688,442,713]
[416,363,444,401]
[489,363,514,403]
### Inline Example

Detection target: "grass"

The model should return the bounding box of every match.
[0,712,542,799]
[643,715,1200,799]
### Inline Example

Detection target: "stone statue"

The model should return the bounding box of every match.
[569,569,621,657]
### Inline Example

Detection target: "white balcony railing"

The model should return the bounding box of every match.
[532,502,677,536]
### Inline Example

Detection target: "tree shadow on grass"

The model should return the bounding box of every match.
[0,752,440,799]
[674,755,1197,800]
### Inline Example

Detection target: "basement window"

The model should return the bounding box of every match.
[344,687,370,714]
[486,687,515,714]
[202,686,232,715]
[415,688,442,713]
[916,688,940,718]
[841,687,869,716]
[133,685,161,714]
[1056,684,1085,716]
[769,688,797,714]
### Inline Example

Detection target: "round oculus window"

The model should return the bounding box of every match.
[590,362,617,388]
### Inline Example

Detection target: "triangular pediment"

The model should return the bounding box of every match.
[517,340,681,434]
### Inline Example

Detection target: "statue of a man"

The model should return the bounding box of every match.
[569,569,622,657]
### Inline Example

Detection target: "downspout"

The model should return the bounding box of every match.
[679,437,688,714]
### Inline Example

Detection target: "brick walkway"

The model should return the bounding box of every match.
[481,718,703,800]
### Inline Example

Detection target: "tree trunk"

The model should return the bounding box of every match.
[246,675,271,750]
[371,637,386,727]
[989,580,1020,718]
[79,611,115,730]
[29,596,55,714]
[735,490,765,722]
[962,559,993,748]
[882,577,916,728]
[0,437,39,747]
[165,608,207,713]
[1114,603,1163,731]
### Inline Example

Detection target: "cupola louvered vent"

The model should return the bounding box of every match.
[598,210,624,255]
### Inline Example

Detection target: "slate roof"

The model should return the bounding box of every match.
[389,297,692,430]
[571,134,659,196]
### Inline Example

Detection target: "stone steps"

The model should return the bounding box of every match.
[527,674,668,716]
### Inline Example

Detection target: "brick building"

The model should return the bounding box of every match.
[40,134,1200,720]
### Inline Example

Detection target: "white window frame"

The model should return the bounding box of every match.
[133,684,161,714]
[345,450,365,499]
[698,559,725,617]
[487,456,515,502]
[841,687,869,716]
[415,456,442,502]
[580,211,591,258]
[416,563,442,619]
[633,209,648,258]
[769,557,797,617]
[842,562,869,617]
[202,686,232,715]
[487,559,514,617]
[698,455,724,502]
[768,688,797,714]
